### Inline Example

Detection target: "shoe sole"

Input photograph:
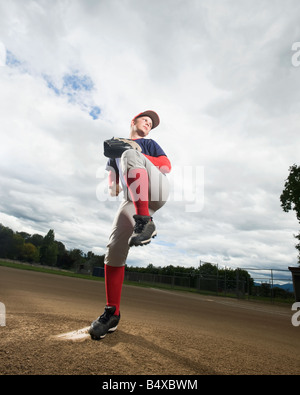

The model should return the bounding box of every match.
[89,325,118,340]
[129,231,157,247]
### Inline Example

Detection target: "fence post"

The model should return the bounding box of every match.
[216,264,219,296]
[0,302,5,326]
[236,268,240,298]
[271,269,274,303]
[247,276,250,300]
[289,267,300,302]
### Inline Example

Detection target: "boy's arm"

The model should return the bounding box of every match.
[143,154,172,174]
[108,170,122,197]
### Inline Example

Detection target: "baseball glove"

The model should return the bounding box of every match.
[103,137,142,159]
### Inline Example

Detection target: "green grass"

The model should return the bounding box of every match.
[0,260,295,304]
[0,260,179,290]
[0,260,104,282]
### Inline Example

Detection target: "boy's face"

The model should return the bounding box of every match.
[131,116,152,137]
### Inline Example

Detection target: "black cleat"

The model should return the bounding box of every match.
[128,215,157,247]
[89,306,120,340]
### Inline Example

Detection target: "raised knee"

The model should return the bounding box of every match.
[121,148,139,160]
[121,149,144,169]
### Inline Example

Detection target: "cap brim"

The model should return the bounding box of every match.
[133,110,160,129]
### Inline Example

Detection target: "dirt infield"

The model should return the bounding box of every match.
[0,265,299,375]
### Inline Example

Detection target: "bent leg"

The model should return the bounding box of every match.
[120,149,170,212]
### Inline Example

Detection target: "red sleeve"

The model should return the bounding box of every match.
[143,155,172,174]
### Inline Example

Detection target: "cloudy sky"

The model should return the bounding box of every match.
[1,0,300,280]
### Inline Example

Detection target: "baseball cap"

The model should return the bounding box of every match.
[132,110,160,130]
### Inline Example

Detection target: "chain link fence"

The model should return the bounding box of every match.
[123,267,294,302]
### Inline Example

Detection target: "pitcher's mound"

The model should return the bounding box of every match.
[54,327,90,341]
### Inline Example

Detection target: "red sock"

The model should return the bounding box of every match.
[105,264,125,316]
[126,168,150,216]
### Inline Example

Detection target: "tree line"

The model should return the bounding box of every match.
[0,223,253,287]
[0,223,295,299]
[0,224,104,270]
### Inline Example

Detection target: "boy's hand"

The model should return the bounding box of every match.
[109,181,122,197]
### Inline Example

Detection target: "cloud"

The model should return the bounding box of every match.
[0,41,6,66]
[0,0,300,279]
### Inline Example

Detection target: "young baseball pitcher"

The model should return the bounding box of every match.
[89,110,172,339]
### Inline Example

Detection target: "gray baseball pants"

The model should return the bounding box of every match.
[104,149,169,267]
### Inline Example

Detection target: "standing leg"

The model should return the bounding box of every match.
[105,264,124,316]
[89,200,135,340]
[104,200,136,315]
